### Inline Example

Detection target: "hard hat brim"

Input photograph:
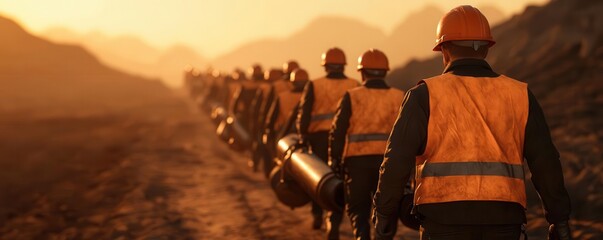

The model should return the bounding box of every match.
[433,40,496,51]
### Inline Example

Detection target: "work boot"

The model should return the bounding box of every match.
[312,214,323,229]
[326,211,342,240]
[325,220,339,240]
[311,202,323,229]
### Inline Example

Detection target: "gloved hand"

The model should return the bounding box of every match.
[328,158,342,178]
[548,221,572,240]
[372,209,397,240]
[297,136,309,148]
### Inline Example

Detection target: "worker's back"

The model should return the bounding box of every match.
[309,77,359,133]
[344,87,404,158]
[416,73,529,207]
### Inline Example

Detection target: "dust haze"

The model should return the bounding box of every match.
[0,0,601,239]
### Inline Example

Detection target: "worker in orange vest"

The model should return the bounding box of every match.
[373,5,572,240]
[273,60,299,94]
[249,68,285,172]
[265,68,309,151]
[329,49,404,240]
[253,62,298,175]
[232,64,262,138]
[297,47,359,239]
[254,69,285,130]
[225,69,245,114]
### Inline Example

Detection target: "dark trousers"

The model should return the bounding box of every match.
[308,132,343,238]
[344,155,383,240]
[420,219,522,240]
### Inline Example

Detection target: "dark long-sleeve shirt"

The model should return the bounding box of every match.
[329,79,390,169]
[373,59,571,238]
[296,72,348,137]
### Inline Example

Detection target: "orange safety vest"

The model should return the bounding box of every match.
[309,77,359,133]
[273,79,292,94]
[415,73,529,208]
[275,90,302,130]
[258,82,273,102]
[344,87,405,158]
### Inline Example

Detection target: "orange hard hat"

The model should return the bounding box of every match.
[282,60,300,74]
[232,68,247,81]
[321,47,346,66]
[264,69,284,81]
[290,69,309,83]
[357,49,389,71]
[248,64,263,79]
[433,5,495,51]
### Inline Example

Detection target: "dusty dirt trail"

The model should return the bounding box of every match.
[3,96,598,239]
[128,101,420,239]
[0,97,419,239]
[167,102,420,239]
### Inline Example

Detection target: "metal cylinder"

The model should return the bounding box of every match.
[216,119,231,143]
[276,133,299,160]
[288,150,344,211]
[399,194,420,231]
[276,134,344,212]
[229,116,251,150]
[269,164,311,208]
[210,105,227,125]
[216,116,251,151]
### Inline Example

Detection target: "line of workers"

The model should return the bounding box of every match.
[185,5,571,240]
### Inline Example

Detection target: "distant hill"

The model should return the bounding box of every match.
[39,5,506,84]
[0,16,176,115]
[478,5,507,26]
[211,5,508,80]
[43,28,205,88]
[210,16,388,80]
[380,5,443,69]
[385,0,603,238]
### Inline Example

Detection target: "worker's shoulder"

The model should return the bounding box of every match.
[345,77,360,84]
[313,76,358,83]
[497,74,528,88]
[312,76,330,82]
[405,82,429,101]
[421,72,458,85]
[347,85,366,94]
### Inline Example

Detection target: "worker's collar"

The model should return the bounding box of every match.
[443,58,499,77]
[363,79,390,89]
[326,71,347,79]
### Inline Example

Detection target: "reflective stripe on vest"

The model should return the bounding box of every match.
[415,73,529,208]
[309,77,359,133]
[420,162,524,179]
[311,113,335,122]
[347,133,390,143]
[344,87,405,158]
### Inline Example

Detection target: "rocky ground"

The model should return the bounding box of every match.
[0,96,422,240]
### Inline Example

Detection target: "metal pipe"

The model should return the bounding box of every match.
[275,134,344,212]
[269,164,311,209]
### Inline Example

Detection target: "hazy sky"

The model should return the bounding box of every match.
[0,0,548,58]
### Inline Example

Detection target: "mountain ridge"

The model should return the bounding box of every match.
[0,15,177,115]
